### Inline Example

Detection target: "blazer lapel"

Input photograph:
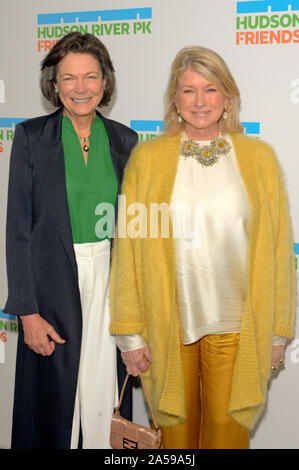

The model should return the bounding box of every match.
[38,108,78,278]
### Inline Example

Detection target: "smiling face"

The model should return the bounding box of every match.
[55,52,106,121]
[176,68,227,140]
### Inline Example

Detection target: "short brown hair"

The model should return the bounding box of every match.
[164,45,244,135]
[40,32,115,107]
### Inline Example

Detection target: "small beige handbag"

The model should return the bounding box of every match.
[110,373,162,449]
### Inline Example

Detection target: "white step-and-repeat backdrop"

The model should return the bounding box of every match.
[1,0,299,449]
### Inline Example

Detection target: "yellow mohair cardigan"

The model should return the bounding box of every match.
[110,131,296,430]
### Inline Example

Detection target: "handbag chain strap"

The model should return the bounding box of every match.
[115,373,160,431]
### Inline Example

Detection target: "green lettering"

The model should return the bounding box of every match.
[104,23,113,35]
[121,23,130,34]
[0,320,8,331]
[292,13,299,27]
[270,14,280,28]
[143,21,152,34]
[55,26,65,38]
[92,23,100,35]
[280,14,292,28]
[236,16,247,30]
[138,133,158,142]
[37,27,47,39]
[6,129,14,140]
[113,23,121,35]
[69,25,88,34]
[10,322,18,333]
[248,16,259,29]
[260,15,270,28]
[45,27,55,38]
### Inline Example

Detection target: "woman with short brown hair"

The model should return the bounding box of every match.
[5,32,137,449]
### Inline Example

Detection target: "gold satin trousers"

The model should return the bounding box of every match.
[161,333,249,449]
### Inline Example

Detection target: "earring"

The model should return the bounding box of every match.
[55,87,59,94]
[222,105,228,120]
[176,108,183,123]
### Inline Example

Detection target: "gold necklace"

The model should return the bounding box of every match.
[180,136,231,167]
[79,136,90,152]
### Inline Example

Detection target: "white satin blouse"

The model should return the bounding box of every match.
[171,133,249,343]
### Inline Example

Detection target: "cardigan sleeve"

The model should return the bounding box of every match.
[109,144,148,335]
[272,156,296,338]
[4,123,39,315]
[260,142,296,339]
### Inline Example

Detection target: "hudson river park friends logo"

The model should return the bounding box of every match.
[37,7,152,52]
[236,0,299,45]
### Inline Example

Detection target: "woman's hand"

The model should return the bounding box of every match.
[20,313,66,356]
[121,346,151,377]
[271,345,285,375]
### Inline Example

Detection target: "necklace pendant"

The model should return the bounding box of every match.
[83,144,89,152]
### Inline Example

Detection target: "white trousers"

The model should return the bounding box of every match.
[70,240,118,449]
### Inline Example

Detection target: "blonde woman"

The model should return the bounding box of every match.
[110,46,295,449]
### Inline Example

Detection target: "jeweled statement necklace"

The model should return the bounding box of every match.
[79,136,90,152]
[180,136,231,167]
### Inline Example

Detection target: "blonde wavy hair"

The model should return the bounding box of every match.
[164,45,244,135]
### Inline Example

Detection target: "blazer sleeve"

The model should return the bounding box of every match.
[4,123,39,315]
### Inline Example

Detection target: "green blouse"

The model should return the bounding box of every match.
[62,114,118,244]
